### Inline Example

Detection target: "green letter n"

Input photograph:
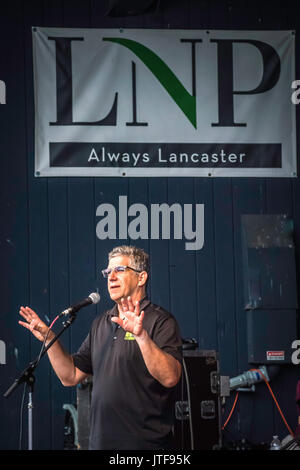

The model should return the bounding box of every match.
[103,37,197,128]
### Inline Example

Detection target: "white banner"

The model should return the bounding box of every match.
[32,28,296,177]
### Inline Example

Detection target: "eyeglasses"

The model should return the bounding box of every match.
[101,265,142,278]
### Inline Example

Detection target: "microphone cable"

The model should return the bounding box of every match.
[222,369,295,438]
[222,391,239,431]
[35,314,60,367]
[182,358,194,450]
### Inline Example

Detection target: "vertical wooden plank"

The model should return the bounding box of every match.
[161,0,190,29]
[266,179,293,216]
[67,178,99,344]
[42,0,71,450]
[60,5,94,442]
[22,0,52,450]
[199,0,230,29]
[127,178,150,249]
[94,177,129,311]
[0,1,31,451]
[62,0,91,28]
[127,177,151,268]
[189,0,211,29]
[195,178,218,350]
[168,178,198,339]
[48,177,72,450]
[148,179,171,311]
[214,179,238,376]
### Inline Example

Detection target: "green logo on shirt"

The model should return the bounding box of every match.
[124,332,135,341]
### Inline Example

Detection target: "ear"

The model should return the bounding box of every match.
[138,271,148,287]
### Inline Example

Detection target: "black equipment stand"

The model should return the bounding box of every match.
[3,313,77,450]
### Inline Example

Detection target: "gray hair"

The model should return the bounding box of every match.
[108,245,150,273]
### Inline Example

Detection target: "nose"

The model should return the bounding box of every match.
[108,268,118,281]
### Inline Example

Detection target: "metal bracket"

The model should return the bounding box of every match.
[210,372,230,397]
[201,400,215,419]
[175,401,190,420]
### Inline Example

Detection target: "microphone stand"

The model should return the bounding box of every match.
[3,313,77,450]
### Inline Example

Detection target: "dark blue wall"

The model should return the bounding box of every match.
[0,0,299,450]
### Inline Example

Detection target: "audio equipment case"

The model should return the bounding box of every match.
[173,349,222,450]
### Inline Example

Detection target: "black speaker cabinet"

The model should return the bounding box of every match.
[173,350,222,450]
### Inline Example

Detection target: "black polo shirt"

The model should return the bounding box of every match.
[72,299,182,450]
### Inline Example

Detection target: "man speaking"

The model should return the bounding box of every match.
[19,245,182,450]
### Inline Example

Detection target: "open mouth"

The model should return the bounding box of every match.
[109,284,120,290]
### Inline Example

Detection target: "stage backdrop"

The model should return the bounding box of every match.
[1,0,300,452]
[32,27,296,178]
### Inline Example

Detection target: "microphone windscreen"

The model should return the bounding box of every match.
[89,292,100,305]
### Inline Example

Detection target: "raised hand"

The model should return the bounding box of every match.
[19,306,49,342]
[111,297,145,337]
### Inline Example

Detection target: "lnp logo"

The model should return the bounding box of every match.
[0,80,6,104]
[33,28,296,177]
[48,34,280,129]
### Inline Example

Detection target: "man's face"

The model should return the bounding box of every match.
[106,255,143,303]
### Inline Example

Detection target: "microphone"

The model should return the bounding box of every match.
[60,292,100,316]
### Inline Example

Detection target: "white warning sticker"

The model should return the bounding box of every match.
[266,351,285,361]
